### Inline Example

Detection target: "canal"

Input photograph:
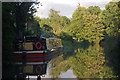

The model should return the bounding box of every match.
[26,38,119,79]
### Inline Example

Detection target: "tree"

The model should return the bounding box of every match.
[88,6,101,15]
[59,16,70,27]
[2,1,39,79]
[67,5,105,44]
[81,14,105,44]
[2,3,16,78]
[71,6,90,21]
[14,2,39,37]
[49,9,60,18]
[42,9,70,36]
[100,2,120,36]
[67,6,90,41]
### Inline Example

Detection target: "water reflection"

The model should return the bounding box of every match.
[71,44,105,78]
[47,43,117,78]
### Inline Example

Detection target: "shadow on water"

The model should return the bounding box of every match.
[61,39,90,60]
[100,35,120,78]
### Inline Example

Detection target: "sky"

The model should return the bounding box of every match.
[35,0,113,18]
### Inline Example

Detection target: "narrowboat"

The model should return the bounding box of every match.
[13,36,63,75]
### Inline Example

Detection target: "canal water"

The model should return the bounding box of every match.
[27,40,119,79]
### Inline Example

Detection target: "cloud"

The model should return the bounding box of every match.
[35,0,112,18]
[35,2,77,18]
[47,3,77,18]
[81,1,110,10]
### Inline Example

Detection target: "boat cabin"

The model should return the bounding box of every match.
[13,36,63,75]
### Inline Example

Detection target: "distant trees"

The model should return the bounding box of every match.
[49,9,60,18]
[60,16,70,27]
[40,9,70,36]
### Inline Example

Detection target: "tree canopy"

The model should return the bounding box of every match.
[2,1,40,79]
[100,2,120,36]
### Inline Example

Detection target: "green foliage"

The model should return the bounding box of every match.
[100,2,120,36]
[66,7,89,41]
[82,15,105,43]
[67,6,105,44]
[40,9,70,36]
[49,9,60,18]
[71,6,90,21]
[33,17,56,37]
[60,16,70,27]
[34,16,41,22]
[88,6,101,15]
[13,2,38,37]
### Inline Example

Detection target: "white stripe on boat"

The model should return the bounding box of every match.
[14,50,47,54]
[15,62,48,65]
